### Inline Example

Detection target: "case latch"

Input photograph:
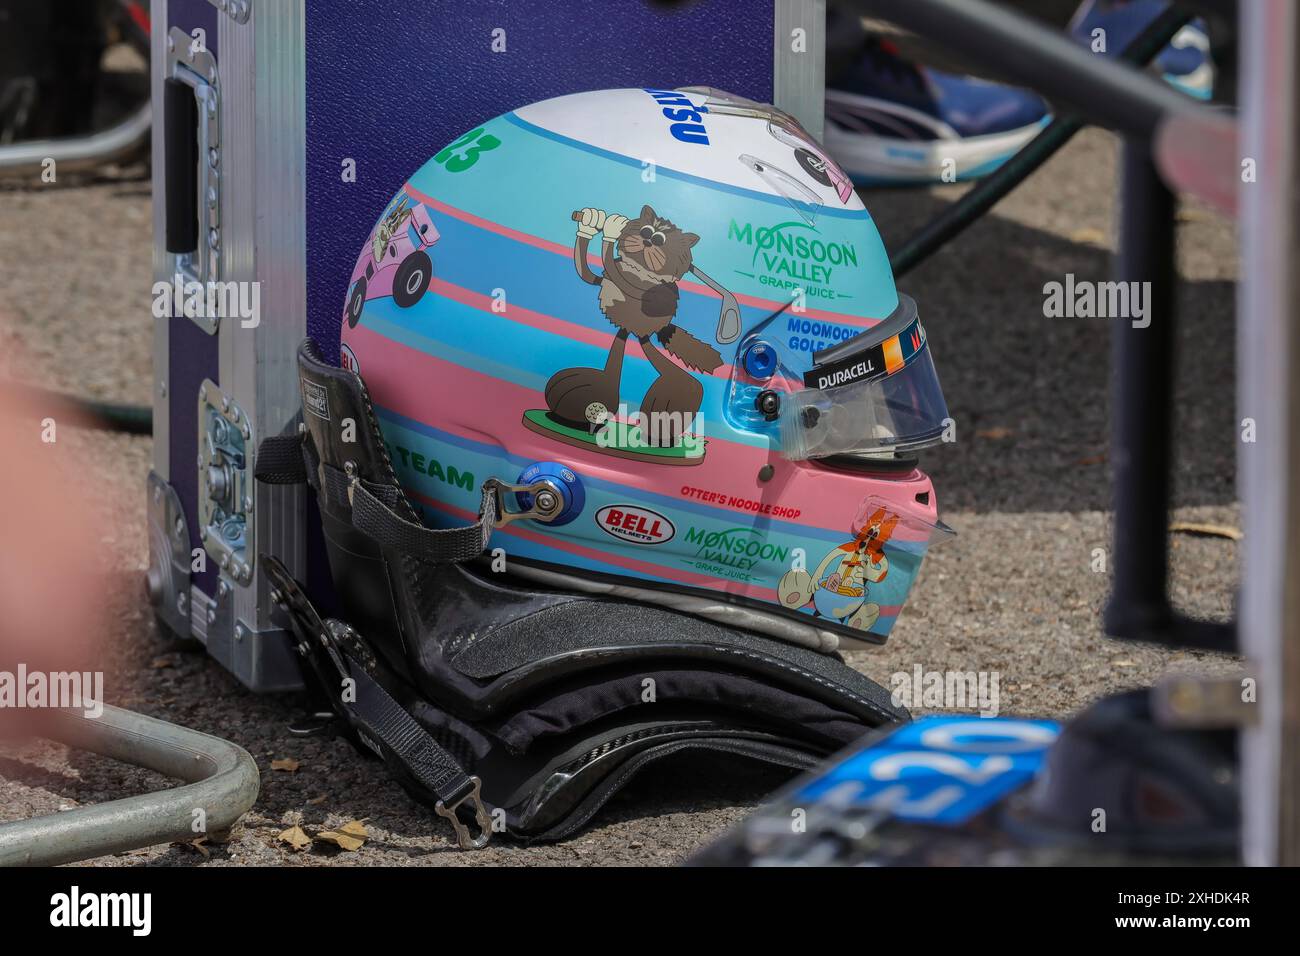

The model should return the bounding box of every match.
[198,380,254,585]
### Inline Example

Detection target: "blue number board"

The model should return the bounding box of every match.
[795,716,1061,826]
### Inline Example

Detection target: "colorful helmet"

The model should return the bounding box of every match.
[339,87,951,652]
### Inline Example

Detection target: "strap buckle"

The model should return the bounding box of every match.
[344,460,360,507]
[434,776,492,850]
[483,477,564,528]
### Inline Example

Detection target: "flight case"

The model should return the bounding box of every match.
[145,0,828,690]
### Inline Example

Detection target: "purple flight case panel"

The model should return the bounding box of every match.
[304,0,776,361]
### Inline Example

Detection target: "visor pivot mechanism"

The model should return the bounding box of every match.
[755,389,782,422]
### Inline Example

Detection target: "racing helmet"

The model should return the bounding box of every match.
[339,87,951,652]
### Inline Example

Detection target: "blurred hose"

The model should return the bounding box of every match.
[0,100,150,177]
[2,382,152,435]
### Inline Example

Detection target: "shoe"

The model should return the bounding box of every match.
[823,38,1051,186]
[1070,0,1215,100]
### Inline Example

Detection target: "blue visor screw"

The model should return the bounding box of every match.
[742,342,778,381]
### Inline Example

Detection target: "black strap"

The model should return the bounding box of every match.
[262,555,491,849]
[255,432,496,564]
[254,433,310,484]
[344,656,491,849]
[350,480,495,564]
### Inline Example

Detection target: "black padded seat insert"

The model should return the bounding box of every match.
[450,595,905,727]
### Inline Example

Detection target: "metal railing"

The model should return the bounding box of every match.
[0,705,259,866]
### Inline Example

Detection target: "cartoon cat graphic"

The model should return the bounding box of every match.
[543,205,723,447]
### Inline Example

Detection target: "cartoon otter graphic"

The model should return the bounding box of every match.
[778,507,899,631]
[543,205,723,447]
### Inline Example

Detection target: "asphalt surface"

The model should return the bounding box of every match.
[0,124,1241,866]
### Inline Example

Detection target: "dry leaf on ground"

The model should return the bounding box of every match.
[315,820,368,852]
[278,825,312,852]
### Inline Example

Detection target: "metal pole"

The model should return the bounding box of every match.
[1107,141,1180,608]
[1103,143,1176,643]
[890,4,1191,279]
[0,705,260,866]
[774,0,827,142]
[852,0,1197,138]
[1237,0,1300,868]
[1097,139,1232,651]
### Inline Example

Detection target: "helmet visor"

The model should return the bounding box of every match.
[779,296,949,460]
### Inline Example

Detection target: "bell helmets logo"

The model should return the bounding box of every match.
[340,343,360,375]
[595,504,675,545]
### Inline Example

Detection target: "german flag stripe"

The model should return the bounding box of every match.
[883,334,905,373]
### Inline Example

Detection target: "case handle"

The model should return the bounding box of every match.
[163,76,199,254]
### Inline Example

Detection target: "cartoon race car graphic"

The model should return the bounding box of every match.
[344,195,439,327]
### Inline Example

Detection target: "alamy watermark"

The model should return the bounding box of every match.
[0,664,103,719]
[50,886,151,936]
[152,274,261,328]
[1043,273,1150,328]
[890,665,1001,717]
[593,404,704,457]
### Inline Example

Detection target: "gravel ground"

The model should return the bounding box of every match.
[0,126,1241,866]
